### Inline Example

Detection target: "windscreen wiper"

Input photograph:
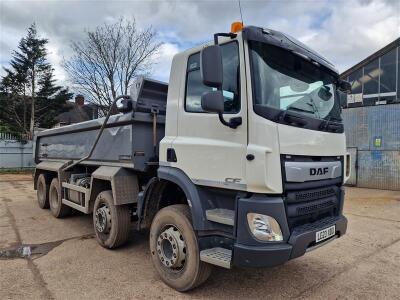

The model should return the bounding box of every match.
[320,115,343,133]
[286,105,314,114]
[278,110,308,127]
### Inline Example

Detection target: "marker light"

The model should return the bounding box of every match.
[247,213,283,241]
[231,22,244,33]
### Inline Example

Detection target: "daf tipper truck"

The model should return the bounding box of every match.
[33,23,352,291]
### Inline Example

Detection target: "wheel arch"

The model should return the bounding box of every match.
[34,161,70,189]
[90,166,139,206]
[138,167,207,231]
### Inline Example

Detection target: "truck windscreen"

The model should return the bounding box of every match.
[249,40,342,128]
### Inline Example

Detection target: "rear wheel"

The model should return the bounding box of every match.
[36,174,49,209]
[49,178,71,218]
[149,204,212,292]
[93,190,131,249]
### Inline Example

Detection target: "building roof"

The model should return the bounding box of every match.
[340,38,400,78]
[56,102,98,125]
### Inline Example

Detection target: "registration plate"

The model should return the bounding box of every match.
[316,225,335,243]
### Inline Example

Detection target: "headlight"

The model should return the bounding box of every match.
[247,213,283,241]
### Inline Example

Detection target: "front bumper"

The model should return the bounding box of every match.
[233,215,347,268]
[232,192,347,268]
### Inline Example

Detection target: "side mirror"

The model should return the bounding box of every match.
[201,90,242,129]
[201,90,224,113]
[318,86,332,101]
[338,91,347,108]
[199,44,241,129]
[200,45,223,88]
[338,80,351,94]
[116,97,133,113]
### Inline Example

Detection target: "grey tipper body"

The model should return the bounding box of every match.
[34,78,167,172]
[32,25,349,292]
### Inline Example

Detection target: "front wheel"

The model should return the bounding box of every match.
[149,204,212,291]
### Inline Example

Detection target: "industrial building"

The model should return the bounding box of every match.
[341,38,400,190]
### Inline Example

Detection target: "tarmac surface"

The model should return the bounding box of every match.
[0,174,399,299]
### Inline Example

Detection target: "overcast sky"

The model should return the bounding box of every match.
[1,0,399,91]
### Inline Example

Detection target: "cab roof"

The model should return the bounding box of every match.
[242,26,338,75]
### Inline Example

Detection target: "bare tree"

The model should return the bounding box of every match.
[64,18,162,115]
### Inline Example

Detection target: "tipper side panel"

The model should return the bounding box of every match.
[35,77,168,171]
[36,114,134,165]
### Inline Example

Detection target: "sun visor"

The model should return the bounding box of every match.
[242,26,339,75]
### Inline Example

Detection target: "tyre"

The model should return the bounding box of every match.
[36,174,49,209]
[93,190,130,249]
[149,204,212,292]
[49,178,71,218]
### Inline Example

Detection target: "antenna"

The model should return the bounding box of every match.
[238,0,244,24]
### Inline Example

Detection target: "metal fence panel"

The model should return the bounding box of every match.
[357,150,400,190]
[0,140,34,169]
[367,105,400,150]
[343,104,400,190]
[343,107,369,150]
[343,104,400,151]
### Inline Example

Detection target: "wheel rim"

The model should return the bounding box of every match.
[156,225,186,270]
[95,204,111,234]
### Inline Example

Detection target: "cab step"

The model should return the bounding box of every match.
[205,209,234,226]
[200,247,232,269]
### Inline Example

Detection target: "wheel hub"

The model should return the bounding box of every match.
[156,226,186,269]
[95,205,111,233]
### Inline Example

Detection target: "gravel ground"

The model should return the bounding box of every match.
[0,174,399,299]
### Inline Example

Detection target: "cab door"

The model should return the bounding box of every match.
[171,40,248,190]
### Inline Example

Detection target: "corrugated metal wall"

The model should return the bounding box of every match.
[343,104,400,190]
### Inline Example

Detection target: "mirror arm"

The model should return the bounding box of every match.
[218,113,242,129]
[213,32,237,45]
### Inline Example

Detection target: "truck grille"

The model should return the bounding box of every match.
[281,155,344,230]
[286,186,339,203]
[295,187,336,202]
[296,198,336,215]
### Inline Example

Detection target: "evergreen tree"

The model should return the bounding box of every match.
[0,24,72,134]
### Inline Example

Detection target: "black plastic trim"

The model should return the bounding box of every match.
[157,166,237,232]
[289,215,347,258]
[233,243,292,268]
[246,154,255,161]
[236,194,291,245]
[284,177,343,191]
[254,105,344,134]
[242,26,338,74]
[166,148,177,162]
[232,215,347,268]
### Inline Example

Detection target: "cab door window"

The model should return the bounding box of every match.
[185,42,240,113]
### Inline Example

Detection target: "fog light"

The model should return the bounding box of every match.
[247,213,283,241]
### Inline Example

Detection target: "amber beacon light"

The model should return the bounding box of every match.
[231,22,244,33]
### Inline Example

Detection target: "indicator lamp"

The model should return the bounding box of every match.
[231,22,244,33]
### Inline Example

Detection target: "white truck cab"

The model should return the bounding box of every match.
[33,23,351,292]
[161,26,349,194]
